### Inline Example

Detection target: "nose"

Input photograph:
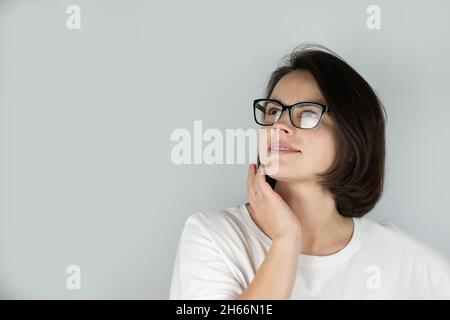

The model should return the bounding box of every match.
[271,109,294,134]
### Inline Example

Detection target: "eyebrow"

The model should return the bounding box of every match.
[269,96,327,105]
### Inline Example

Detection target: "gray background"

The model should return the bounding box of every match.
[1,0,449,299]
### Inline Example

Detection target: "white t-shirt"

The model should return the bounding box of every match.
[169,203,450,299]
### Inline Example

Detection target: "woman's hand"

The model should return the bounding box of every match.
[247,163,302,246]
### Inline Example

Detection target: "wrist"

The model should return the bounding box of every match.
[272,231,302,249]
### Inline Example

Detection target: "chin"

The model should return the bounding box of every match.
[267,174,301,185]
[266,167,296,181]
[265,158,305,180]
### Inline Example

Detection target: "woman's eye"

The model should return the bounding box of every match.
[298,110,317,118]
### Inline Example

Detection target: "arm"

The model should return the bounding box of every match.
[237,233,301,300]
[240,164,303,300]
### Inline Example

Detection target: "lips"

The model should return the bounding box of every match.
[268,142,301,153]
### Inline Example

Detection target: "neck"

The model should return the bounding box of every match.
[274,180,354,256]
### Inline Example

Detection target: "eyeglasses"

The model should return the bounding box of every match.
[253,98,330,130]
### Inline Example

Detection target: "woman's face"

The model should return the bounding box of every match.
[263,70,338,183]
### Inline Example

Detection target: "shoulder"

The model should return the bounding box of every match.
[174,205,245,269]
[361,216,450,278]
[170,205,249,299]
[180,204,258,255]
[362,217,445,254]
[185,205,243,227]
[178,203,266,270]
[362,217,447,257]
[175,204,263,284]
[183,204,248,239]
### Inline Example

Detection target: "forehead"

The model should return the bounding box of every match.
[270,70,326,105]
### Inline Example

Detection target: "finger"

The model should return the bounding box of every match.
[247,164,257,198]
[254,164,272,195]
[247,163,256,188]
[252,164,263,196]
[255,164,267,184]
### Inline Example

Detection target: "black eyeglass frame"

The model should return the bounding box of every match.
[253,98,330,130]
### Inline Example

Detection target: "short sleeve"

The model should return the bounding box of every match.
[169,213,244,300]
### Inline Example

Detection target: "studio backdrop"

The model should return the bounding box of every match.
[1,0,449,299]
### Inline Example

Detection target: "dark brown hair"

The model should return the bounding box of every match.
[257,43,387,217]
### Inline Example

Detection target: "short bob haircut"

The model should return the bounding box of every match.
[257,43,387,218]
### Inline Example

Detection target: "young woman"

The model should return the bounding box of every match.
[169,44,450,299]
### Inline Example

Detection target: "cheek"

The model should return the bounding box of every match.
[304,132,337,170]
